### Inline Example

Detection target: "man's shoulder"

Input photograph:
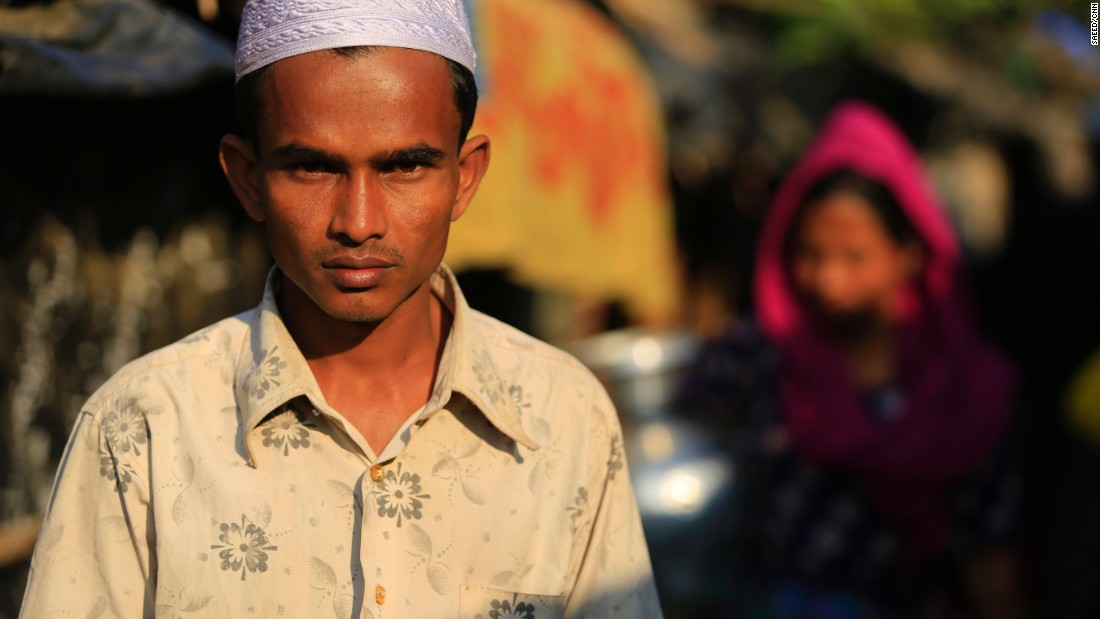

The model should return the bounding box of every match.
[469,308,597,380]
[467,309,616,421]
[81,308,256,418]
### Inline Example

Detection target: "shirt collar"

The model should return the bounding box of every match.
[432,265,539,452]
[234,265,538,465]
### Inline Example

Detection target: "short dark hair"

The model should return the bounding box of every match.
[233,46,478,151]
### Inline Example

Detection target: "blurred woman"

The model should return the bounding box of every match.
[681,102,1022,618]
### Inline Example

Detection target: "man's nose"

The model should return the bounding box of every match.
[329,172,387,245]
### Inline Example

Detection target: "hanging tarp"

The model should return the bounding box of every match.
[446,0,680,324]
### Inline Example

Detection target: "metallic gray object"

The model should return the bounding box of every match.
[570,328,741,607]
[568,328,699,418]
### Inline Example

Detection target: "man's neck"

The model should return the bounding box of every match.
[278,278,452,454]
[282,282,445,369]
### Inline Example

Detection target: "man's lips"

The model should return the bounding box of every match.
[322,255,396,269]
[322,255,397,288]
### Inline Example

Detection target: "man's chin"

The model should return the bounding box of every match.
[313,279,424,325]
[322,305,390,324]
[309,291,389,324]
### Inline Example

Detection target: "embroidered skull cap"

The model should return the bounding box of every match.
[234,0,477,81]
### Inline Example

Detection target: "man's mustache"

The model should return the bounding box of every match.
[313,241,405,266]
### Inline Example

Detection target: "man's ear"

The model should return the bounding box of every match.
[219,134,265,222]
[451,134,490,222]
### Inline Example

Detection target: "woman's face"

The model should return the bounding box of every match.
[788,190,922,329]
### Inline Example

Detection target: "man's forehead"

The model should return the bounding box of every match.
[264,46,451,89]
[255,50,460,155]
[234,0,476,83]
[260,48,455,113]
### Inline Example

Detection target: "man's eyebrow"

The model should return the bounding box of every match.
[372,144,448,165]
[271,143,341,162]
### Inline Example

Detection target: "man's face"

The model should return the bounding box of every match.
[222,48,487,325]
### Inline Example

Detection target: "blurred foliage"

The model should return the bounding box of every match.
[757,0,1083,67]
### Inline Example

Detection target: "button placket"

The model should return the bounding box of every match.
[365,463,389,615]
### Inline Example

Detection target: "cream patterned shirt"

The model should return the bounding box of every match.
[21,266,661,619]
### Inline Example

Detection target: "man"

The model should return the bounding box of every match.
[19,1,662,617]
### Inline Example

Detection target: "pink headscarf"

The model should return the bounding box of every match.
[754,101,1015,563]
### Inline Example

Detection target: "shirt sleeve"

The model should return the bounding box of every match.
[564,386,663,619]
[20,410,156,618]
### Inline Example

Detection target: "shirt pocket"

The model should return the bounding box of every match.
[458,585,566,619]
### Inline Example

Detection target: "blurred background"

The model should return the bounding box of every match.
[1,0,1098,617]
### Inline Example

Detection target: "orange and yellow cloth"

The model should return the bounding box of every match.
[446,0,679,324]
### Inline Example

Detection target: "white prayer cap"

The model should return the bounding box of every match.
[234,0,477,82]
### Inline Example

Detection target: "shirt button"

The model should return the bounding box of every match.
[369,464,385,482]
[375,584,386,605]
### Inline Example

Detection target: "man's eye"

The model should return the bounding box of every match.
[391,161,423,174]
[295,162,331,174]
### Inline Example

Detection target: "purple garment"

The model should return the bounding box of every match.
[677,322,1020,614]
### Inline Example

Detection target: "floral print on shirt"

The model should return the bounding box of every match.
[490,593,536,619]
[607,434,624,481]
[508,384,531,418]
[102,397,149,456]
[376,463,430,527]
[247,346,288,400]
[210,515,278,580]
[98,453,136,494]
[472,348,509,409]
[260,407,316,456]
[567,487,589,532]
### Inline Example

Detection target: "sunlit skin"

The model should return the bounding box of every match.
[789,190,922,386]
[218,48,490,453]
